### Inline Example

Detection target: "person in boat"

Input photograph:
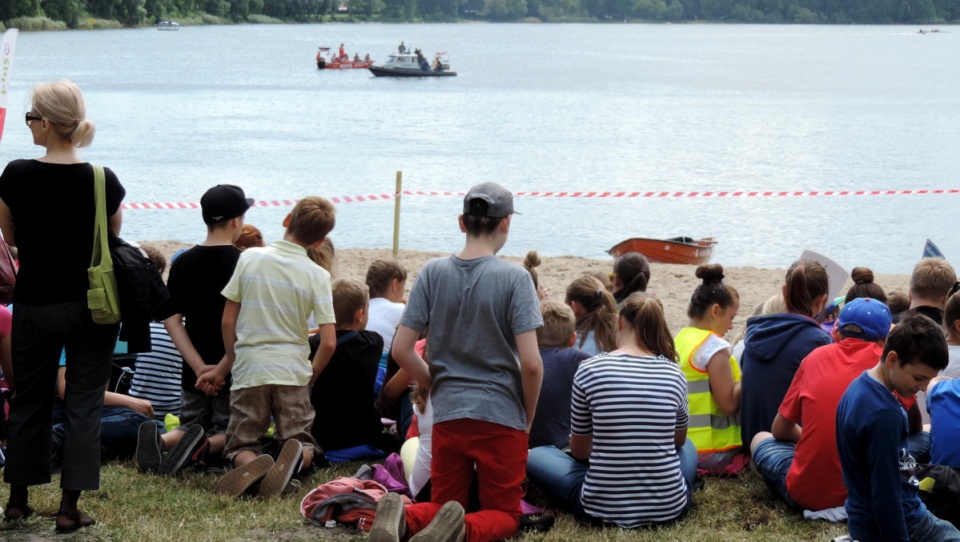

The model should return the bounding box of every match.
[398,41,406,53]
[364,53,371,62]
[339,44,347,60]
[353,53,360,63]
[434,56,444,72]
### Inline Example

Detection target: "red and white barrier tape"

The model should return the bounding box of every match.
[120,188,960,210]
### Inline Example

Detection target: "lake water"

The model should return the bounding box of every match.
[2,24,958,274]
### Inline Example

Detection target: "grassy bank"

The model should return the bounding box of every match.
[0,459,846,541]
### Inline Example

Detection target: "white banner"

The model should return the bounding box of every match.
[0,28,19,143]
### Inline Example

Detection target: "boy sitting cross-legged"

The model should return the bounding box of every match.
[198,196,338,499]
[836,314,960,541]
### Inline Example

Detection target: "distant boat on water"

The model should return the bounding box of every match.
[157,21,180,30]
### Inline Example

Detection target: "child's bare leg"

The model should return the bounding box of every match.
[160,429,185,450]
[301,448,313,471]
[208,433,226,456]
[232,450,259,468]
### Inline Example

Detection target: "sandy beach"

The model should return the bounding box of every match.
[142,240,911,337]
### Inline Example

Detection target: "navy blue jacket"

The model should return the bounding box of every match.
[837,372,927,541]
[739,313,832,445]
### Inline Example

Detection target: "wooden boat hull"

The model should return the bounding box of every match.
[608,237,716,265]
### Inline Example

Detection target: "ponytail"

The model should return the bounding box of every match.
[565,275,618,352]
[783,259,829,318]
[619,292,677,361]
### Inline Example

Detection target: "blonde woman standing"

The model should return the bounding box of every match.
[0,81,125,533]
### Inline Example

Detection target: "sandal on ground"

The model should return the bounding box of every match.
[55,509,96,533]
[2,502,35,522]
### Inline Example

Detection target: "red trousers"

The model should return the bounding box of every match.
[404,418,528,542]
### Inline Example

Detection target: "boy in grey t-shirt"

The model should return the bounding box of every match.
[369,182,543,542]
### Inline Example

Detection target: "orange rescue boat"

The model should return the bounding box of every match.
[608,237,717,265]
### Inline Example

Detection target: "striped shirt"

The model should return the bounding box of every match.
[571,353,690,527]
[222,240,335,390]
[128,321,183,419]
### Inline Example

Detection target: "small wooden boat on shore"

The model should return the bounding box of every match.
[608,237,717,265]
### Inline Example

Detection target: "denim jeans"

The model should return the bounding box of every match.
[751,437,799,508]
[908,430,931,465]
[526,439,698,524]
[53,406,163,462]
[909,510,960,541]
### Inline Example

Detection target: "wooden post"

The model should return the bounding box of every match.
[392,171,402,259]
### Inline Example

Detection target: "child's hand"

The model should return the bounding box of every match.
[196,370,225,396]
[195,365,216,379]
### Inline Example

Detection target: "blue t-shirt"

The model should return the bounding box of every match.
[836,372,927,541]
[929,379,960,468]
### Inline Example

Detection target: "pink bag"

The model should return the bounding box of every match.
[300,477,413,531]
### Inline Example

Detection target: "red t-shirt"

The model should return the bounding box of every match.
[780,339,883,510]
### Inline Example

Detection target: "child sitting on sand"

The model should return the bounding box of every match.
[310,278,400,455]
[674,263,743,472]
[365,259,408,395]
[529,301,592,450]
[565,275,618,356]
[527,293,696,528]
[611,252,651,308]
[739,260,832,447]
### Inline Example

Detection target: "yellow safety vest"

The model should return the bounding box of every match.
[674,327,742,454]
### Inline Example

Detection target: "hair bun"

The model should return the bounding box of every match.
[695,263,725,284]
[850,266,875,286]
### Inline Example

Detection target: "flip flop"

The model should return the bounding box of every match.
[3,503,35,522]
[54,509,96,533]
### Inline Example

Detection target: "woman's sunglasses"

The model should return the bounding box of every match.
[25,112,42,126]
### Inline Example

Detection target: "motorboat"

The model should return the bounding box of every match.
[608,237,717,265]
[156,20,180,30]
[369,50,456,77]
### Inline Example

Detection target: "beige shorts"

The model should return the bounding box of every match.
[223,384,320,464]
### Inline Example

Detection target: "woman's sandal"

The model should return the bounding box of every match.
[2,503,35,522]
[55,509,96,533]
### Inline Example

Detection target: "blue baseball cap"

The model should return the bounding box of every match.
[837,297,892,341]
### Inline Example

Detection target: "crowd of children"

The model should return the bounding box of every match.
[2,170,960,541]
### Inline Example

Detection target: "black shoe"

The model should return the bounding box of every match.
[160,425,205,475]
[136,421,162,473]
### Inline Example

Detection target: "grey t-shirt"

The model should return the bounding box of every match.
[400,255,543,431]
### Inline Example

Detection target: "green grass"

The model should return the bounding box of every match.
[1,460,846,541]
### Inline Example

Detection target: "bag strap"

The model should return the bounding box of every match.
[90,165,112,271]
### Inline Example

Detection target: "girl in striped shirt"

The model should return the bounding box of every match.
[526,292,697,528]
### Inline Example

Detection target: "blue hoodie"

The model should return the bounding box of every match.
[739,313,832,446]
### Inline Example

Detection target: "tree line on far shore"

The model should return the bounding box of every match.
[1,0,957,30]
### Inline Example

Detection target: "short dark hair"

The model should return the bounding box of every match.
[462,208,504,237]
[883,314,948,370]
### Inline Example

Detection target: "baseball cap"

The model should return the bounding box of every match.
[837,297,892,341]
[463,182,517,218]
[201,185,254,225]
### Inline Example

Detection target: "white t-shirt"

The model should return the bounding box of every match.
[690,334,733,372]
[408,396,433,497]
[367,297,405,354]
